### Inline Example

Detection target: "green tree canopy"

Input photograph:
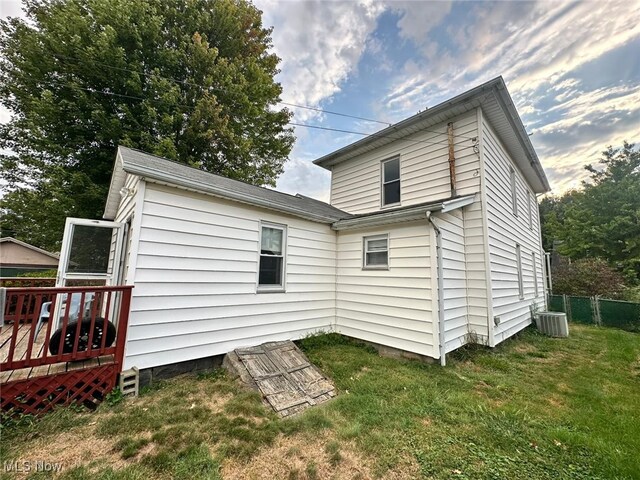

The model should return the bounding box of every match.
[541,142,640,284]
[0,0,294,251]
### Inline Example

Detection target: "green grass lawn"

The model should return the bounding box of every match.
[1,324,639,479]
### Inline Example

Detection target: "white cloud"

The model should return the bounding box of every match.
[275,156,331,202]
[376,0,640,194]
[393,1,453,44]
[256,0,385,122]
[536,84,640,136]
[383,1,640,108]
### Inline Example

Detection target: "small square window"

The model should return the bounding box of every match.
[363,234,389,269]
[258,223,286,291]
[382,157,400,206]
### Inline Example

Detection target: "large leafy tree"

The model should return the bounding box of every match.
[0,0,294,251]
[542,142,640,284]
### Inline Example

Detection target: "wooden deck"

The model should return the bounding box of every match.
[0,323,115,383]
[1,285,132,415]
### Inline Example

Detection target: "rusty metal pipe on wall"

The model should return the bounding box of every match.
[447,122,456,197]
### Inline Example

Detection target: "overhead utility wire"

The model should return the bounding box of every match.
[50,52,391,127]
[49,52,477,141]
[55,83,477,152]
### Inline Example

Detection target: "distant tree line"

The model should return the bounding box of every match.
[540,141,640,300]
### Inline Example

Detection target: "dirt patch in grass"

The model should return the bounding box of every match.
[221,433,418,480]
[12,424,125,478]
[189,388,233,414]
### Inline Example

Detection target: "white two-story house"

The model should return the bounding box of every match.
[56,77,549,380]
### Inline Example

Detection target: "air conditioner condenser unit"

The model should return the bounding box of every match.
[535,312,569,337]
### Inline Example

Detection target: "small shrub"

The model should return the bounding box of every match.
[105,387,124,407]
[553,258,626,299]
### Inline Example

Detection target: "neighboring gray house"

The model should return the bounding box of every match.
[55,77,549,373]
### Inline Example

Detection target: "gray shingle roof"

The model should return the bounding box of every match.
[116,146,352,223]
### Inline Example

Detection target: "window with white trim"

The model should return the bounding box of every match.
[532,252,539,297]
[510,167,517,216]
[516,243,523,299]
[363,234,389,269]
[528,191,533,229]
[382,157,400,206]
[258,223,286,290]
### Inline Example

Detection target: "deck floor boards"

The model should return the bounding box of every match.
[0,323,116,384]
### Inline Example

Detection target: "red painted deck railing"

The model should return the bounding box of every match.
[1,285,133,373]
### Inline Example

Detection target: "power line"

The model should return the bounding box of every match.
[49,51,478,141]
[50,52,392,127]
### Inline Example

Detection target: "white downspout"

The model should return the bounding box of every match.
[427,211,446,366]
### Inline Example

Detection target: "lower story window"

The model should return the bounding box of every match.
[363,234,389,269]
[258,223,286,290]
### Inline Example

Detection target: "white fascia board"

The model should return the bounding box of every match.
[103,151,127,220]
[122,163,340,224]
[493,85,550,193]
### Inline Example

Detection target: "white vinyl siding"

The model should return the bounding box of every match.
[123,183,336,370]
[462,197,490,343]
[510,167,517,216]
[111,173,140,284]
[330,111,480,214]
[437,211,470,353]
[482,115,546,345]
[335,222,436,357]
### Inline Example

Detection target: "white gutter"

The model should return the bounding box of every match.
[427,211,447,367]
[332,194,475,231]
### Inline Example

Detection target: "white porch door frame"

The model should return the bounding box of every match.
[56,217,126,287]
[53,218,125,331]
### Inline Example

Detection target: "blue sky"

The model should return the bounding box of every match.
[256,0,640,201]
[2,1,639,202]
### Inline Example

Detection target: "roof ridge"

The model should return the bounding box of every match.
[118,145,328,206]
[114,146,351,223]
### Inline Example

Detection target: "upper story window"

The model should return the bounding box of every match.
[382,157,401,206]
[258,223,286,291]
[516,243,524,300]
[363,234,389,269]
[510,167,517,216]
[532,252,539,297]
[528,191,533,229]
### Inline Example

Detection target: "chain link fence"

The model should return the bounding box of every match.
[548,294,640,332]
